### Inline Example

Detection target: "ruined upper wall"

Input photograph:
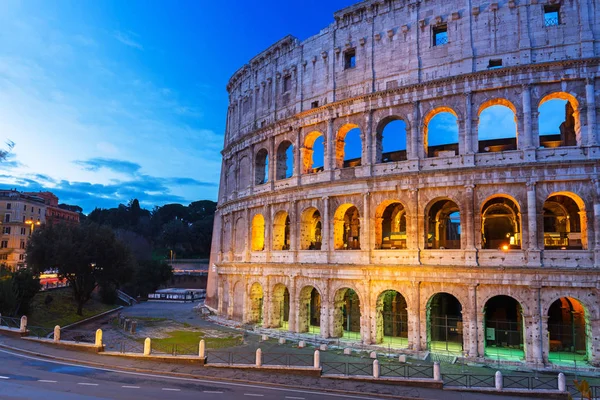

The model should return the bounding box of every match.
[224,0,598,146]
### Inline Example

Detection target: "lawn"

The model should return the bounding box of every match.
[27,288,117,329]
[149,329,242,349]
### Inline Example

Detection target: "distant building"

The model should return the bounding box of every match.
[24,191,80,225]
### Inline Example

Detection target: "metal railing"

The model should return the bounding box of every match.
[151,342,198,356]
[262,353,313,367]
[0,316,21,329]
[59,329,95,344]
[27,325,54,339]
[443,374,495,388]
[321,362,372,376]
[503,375,557,390]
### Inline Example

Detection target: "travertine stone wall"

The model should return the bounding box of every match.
[207,0,600,367]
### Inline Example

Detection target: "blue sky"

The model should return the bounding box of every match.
[0,0,564,213]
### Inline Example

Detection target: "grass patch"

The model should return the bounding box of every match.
[27,288,116,329]
[150,329,242,349]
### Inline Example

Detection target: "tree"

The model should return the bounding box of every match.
[26,222,134,315]
[123,260,173,298]
[0,267,40,316]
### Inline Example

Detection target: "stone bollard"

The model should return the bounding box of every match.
[199,339,206,358]
[398,354,407,363]
[558,373,566,392]
[95,329,103,348]
[314,350,321,369]
[144,338,151,356]
[130,321,137,334]
[261,335,268,341]
[495,371,503,391]
[370,351,377,359]
[53,325,61,342]
[298,341,306,348]
[319,344,328,351]
[20,316,27,332]
[433,362,441,381]
[373,359,380,378]
[278,338,286,345]
[124,319,130,331]
[255,348,262,367]
[343,348,352,355]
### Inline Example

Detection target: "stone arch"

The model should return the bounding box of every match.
[250,214,265,251]
[232,280,245,321]
[271,283,290,329]
[426,292,464,353]
[546,296,591,364]
[276,140,294,180]
[425,198,461,250]
[375,200,408,250]
[272,210,290,251]
[376,116,408,163]
[375,290,409,346]
[332,287,362,340]
[538,92,581,147]
[299,206,322,250]
[238,155,251,190]
[297,285,322,334]
[333,203,361,250]
[542,191,587,250]
[335,123,362,169]
[247,281,264,324]
[255,148,269,185]
[477,99,519,153]
[226,162,236,195]
[423,107,459,158]
[483,295,525,360]
[233,217,246,254]
[302,130,325,174]
[480,195,522,250]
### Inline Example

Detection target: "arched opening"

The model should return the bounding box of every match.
[377,118,407,163]
[303,131,325,174]
[375,290,408,347]
[427,293,463,353]
[255,148,269,185]
[248,282,264,325]
[427,199,461,249]
[424,109,459,158]
[376,201,407,249]
[481,197,521,250]
[272,284,290,330]
[251,214,265,251]
[221,279,230,317]
[238,156,250,190]
[226,164,236,194]
[332,288,361,340]
[298,286,321,334]
[234,217,246,254]
[300,207,322,250]
[336,124,362,168]
[276,140,294,180]
[548,297,589,365]
[542,193,585,250]
[484,295,524,361]
[273,211,291,251]
[478,103,518,153]
[333,204,360,250]
[538,93,580,148]
[232,281,245,321]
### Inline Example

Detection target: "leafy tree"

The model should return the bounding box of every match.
[0,267,40,316]
[26,222,134,315]
[122,260,173,297]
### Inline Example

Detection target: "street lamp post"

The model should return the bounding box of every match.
[24,220,41,236]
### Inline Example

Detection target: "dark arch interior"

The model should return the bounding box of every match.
[428,293,463,351]
[427,200,461,249]
[484,295,523,355]
[543,195,583,250]
[380,203,407,249]
[548,297,587,356]
[482,197,521,249]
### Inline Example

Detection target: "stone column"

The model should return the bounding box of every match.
[541,315,549,364]
[266,205,273,263]
[464,185,477,266]
[244,208,251,262]
[288,277,297,333]
[464,92,474,154]
[593,180,600,267]
[526,182,541,267]
[476,312,486,357]
[291,200,299,263]
[362,192,371,261]
[227,283,235,319]
[322,196,331,263]
[467,285,480,358]
[218,280,224,315]
[408,281,421,351]
[268,136,275,190]
[360,284,372,344]
[364,110,373,175]
[295,127,302,184]
[262,277,271,328]
[249,144,256,195]
[521,85,534,151]
[321,281,331,338]
[586,76,597,147]
[410,102,421,160]
[325,118,335,174]
[408,188,420,264]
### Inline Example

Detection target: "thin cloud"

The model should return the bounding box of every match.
[74,157,142,175]
[113,31,143,50]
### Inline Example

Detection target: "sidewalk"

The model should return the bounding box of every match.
[0,334,530,400]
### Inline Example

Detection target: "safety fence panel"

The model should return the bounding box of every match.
[60,330,95,344]
[443,374,495,388]
[503,375,557,390]
[0,316,20,330]
[27,325,54,339]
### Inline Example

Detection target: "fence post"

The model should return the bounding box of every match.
[53,326,60,342]
[314,350,321,369]
[19,316,27,333]
[433,362,441,381]
[130,321,137,334]
[255,348,262,367]
[199,339,205,358]
[95,329,103,348]
[373,360,380,378]
[144,338,151,356]
[557,372,566,392]
[495,371,503,391]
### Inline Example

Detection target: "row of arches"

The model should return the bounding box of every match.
[225,281,591,364]
[248,192,586,252]
[251,92,579,184]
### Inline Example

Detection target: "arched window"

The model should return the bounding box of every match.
[377,118,407,163]
[427,199,461,249]
[276,140,294,180]
[333,204,360,250]
[481,197,521,249]
[427,293,463,353]
[332,288,361,340]
[298,286,321,334]
[255,149,269,185]
[375,201,407,249]
[336,124,362,168]
[300,207,322,250]
[484,296,524,360]
[251,214,265,251]
[548,297,589,364]
[273,211,291,251]
[302,131,325,174]
[424,109,459,158]
[478,102,518,153]
[375,290,408,346]
[543,193,586,250]
[538,93,580,148]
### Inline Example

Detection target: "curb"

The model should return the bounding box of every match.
[0,342,424,400]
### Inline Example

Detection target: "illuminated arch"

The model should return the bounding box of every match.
[333,203,361,250]
[423,107,459,158]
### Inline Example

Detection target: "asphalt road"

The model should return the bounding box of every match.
[0,348,400,400]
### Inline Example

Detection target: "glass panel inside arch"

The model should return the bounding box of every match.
[547,297,589,366]
[427,293,463,354]
[483,295,525,361]
[427,112,459,158]
[478,105,517,153]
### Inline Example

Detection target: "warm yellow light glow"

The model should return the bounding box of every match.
[502,245,509,251]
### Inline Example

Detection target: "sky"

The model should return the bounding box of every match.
[0,0,564,213]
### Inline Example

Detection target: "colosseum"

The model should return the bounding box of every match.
[206,0,600,368]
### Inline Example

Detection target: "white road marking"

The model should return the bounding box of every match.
[0,376,9,379]
[38,380,58,383]
[204,391,224,394]
[162,388,180,391]
[122,385,140,389]
[285,397,306,400]
[0,349,388,400]
[77,382,99,386]
[244,395,264,397]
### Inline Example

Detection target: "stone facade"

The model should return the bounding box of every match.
[207,0,600,367]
